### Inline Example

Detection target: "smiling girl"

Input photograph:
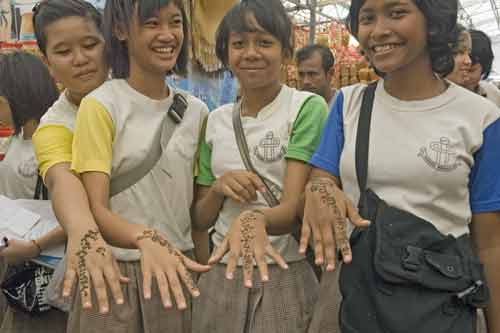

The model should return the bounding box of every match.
[302,0,500,332]
[191,1,328,332]
[69,0,210,332]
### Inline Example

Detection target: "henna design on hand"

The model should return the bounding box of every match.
[137,230,197,293]
[240,213,257,278]
[76,229,102,298]
[309,179,350,254]
[96,247,107,257]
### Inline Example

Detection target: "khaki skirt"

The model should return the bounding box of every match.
[0,306,67,333]
[307,267,342,333]
[67,259,193,333]
[192,259,318,333]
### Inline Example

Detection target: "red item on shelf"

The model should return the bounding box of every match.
[0,127,14,162]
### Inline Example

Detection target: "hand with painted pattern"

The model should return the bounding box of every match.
[301,176,370,271]
[208,210,289,288]
[64,228,129,314]
[136,229,210,310]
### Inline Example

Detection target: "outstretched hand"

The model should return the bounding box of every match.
[300,177,370,271]
[208,210,288,288]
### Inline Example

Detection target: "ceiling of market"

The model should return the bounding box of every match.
[283,0,500,42]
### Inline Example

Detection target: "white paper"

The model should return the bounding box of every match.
[0,195,41,237]
[0,196,64,266]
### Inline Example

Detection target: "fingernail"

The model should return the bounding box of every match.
[84,302,91,308]
[101,306,108,314]
[193,291,200,297]
[245,280,252,288]
[326,264,334,271]
[284,264,289,269]
[179,303,187,309]
[226,272,233,280]
[117,298,124,305]
[262,275,269,282]
[145,293,151,300]
[164,302,172,309]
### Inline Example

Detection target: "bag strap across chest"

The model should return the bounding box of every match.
[109,90,188,197]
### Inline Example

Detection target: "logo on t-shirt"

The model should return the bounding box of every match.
[418,137,460,172]
[253,131,287,163]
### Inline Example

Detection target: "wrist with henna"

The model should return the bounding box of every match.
[136,229,198,293]
[308,178,350,254]
[239,212,258,277]
[75,229,107,298]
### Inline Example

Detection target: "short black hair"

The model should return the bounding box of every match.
[104,0,189,78]
[0,52,59,134]
[215,0,294,68]
[347,0,459,77]
[296,44,335,74]
[33,0,103,56]
[469,29,494,79]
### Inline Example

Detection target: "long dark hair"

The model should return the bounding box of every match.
[347,0,459,77]
[104,0,189,78]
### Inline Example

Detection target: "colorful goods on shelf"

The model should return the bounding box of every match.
[284,21,379,89]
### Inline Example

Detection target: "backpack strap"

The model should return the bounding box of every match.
[109,90,188,197]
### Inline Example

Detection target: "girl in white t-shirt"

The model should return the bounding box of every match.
[0,51,67,333]
[70,0,210,332]
[303,0,500,332]
[31,0,126,317]
[191,1,328,332]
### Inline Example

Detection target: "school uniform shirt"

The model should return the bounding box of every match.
[196,85,328,264]
[33,92,78,181]
[71,79,209,261]
[0,135,38,199]
[478,80,500,108]
[310,80,500,237]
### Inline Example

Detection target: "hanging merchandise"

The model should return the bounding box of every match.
[167,65,237,111]
[191,0,238,72]
[0,0,12,42]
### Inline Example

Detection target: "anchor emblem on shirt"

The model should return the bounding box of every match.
[254,131,287,163]
[418,137,459,172]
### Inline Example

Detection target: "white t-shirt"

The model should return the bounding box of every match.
[478,80,500,108]
[0,135,38,199]
[311,80,500,237]
[39,91,78,132]
[72,80,209,261]
[197,85,328,263]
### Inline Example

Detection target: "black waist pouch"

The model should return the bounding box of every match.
[339,189,489,333]
[339,84,489,333]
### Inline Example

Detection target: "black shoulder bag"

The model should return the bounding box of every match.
[1,175,54,315]
[338,84,489,333]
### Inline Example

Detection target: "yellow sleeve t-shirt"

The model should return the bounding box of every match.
[71,97,115,176]
[33,92,78,180]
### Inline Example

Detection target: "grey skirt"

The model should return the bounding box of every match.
[192,259,319,333]
[307,267,342,333]
[0,306,67,333]
[67,259,193,333]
